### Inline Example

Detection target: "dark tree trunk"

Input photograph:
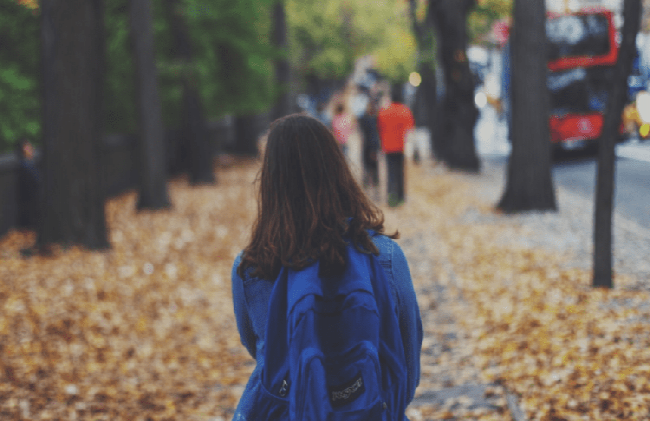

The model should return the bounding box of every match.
[593,0,642,289]
[234,114,265,157]
[39,0,109,250]
[129,0,171,210]
[163,0,215,185]
[216,41,265,157]
[497,0,556,212]
[271,0,292,122]
[409,0,438,158]
[414,62,436,128]
[428,0,480,171]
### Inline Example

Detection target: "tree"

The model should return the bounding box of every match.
[496,0,556,212]
[162,0,215,184]
[0,2,40,152]
[409,0,438,149]
[286,0,415,87]
[467,0,512,44]
[129,0,171,209]
[593,0,642,289]
[39,0,109,250]
[271,0,292,121]
[428,0,480,171]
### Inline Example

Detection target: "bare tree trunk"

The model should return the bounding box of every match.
[39,0,109,250]
[129,0,171,210]
[497,0,556,212]
[428,0,480,171]
[163,0,215,185]
[234,114,265,157]
[271,0,292,121]
[216,42,265,157]
[593,0,642,288]
[409,0,438,158]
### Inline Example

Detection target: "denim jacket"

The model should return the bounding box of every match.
[230,233,423,420]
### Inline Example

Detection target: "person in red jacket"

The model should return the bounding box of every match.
[377,83,414,207]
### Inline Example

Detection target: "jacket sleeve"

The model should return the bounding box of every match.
[391,243,423,403]
[231,253,257,359]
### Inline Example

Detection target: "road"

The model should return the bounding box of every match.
[475,106,650,228]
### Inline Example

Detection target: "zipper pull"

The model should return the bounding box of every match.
[279,379,289,397]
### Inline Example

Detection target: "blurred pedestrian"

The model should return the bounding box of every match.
[358,99,380,189]
[314,101,331,128]
[231,114,422,420]
[377,83,414,207]
[331,102,356,157]
[15,137,41,231]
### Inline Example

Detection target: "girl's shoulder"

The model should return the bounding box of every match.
[369,231,401,262]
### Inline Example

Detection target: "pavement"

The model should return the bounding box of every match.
[307,96,650,420]
[389,107,649,420]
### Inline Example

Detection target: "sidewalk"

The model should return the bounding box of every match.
[1,149,649,419]
[390,152,650,420]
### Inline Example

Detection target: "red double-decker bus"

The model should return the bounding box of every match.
[545,8,619,150]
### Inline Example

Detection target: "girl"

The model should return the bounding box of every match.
[231,114,422,420]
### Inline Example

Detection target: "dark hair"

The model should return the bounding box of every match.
[335,103,345,115]
[239,113,397,280]
[390,83,404,103]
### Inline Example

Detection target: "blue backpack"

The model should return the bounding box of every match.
[248,243,408,420]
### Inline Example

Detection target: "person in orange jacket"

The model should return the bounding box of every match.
[377,83,414,207]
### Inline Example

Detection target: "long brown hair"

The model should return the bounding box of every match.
[239,113,397,280]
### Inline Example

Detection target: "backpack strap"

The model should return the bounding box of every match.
[262,267,291,397]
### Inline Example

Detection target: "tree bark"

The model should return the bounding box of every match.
[163,0,215,185]
[39,0,109,250]
[234,114,265,157]
[593,0,642,288]
[129,0,171,210]
[497,0,556,212]
[271,0,292,122]
[428,0,480,171]
[409,0,438,159]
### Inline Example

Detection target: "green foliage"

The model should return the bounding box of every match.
[178,0,276,116]
[468,0,512,45]
[370,1,417,82]
[287,0,416,83]
[0,0,277,153]
[105,0,137,134]
[108,0,277,131]
[0,2,40,152]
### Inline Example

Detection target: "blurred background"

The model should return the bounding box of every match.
[1,2,650,419]
[0,0,649,240]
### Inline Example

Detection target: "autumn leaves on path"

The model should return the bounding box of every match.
[1,157,649,420]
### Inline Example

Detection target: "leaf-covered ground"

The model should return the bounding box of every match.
[1,157,649,420]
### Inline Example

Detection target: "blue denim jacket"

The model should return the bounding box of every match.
[231,233,423,420]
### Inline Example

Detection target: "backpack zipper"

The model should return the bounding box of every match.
[279,379,289,397]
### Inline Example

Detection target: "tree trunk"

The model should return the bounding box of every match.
[409,0,438,159]
[496,0,556,212]
[271,0,292,122]
[593,0,642,289]
[129,0,171,210]
[163,0,215,185]
[428,0,480,171]
[39,0,109,250]
[234,114,265,157]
